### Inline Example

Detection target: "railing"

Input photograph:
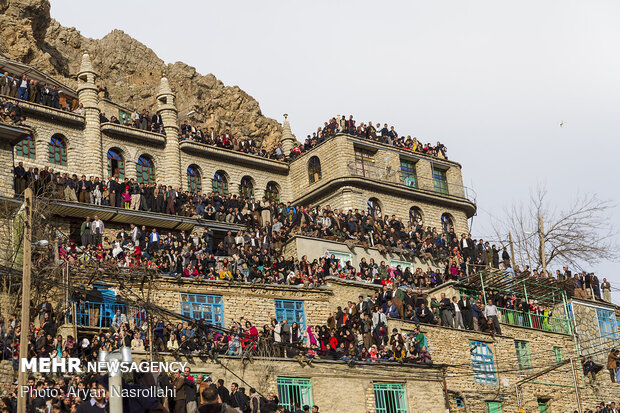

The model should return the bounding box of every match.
[497,307,571,335]
[66,301,145,329]
[346,161,476,204]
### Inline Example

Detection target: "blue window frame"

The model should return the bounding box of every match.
[277,377,313,411]
[180,294,224,327]
[596,308,619,339]
[275,299,305,329]
[374,383,407,413]
[136,155,155,184]
[470,341,497,385]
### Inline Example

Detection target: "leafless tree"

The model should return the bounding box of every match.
[493,186,618,272]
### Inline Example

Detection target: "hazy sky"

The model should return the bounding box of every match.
[50,0,619,303]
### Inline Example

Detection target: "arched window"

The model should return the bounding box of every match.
[441,213,454,233]
[16,135,35,159]
[136,155,154,184]
[187,165,202,193]
[308,156,322,184]
[367,197,382,219]
[409,206,423,225]
[212,170,228,195]
[107,148,125,179]
[265,181,280,203]
[48,134,67,166]
[239,176,254,199]
[470,341,497,384]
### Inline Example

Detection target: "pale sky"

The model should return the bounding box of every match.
[50,0,619,303]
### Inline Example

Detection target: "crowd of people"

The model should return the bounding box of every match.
[0,71,77,112]
[299,115,448,160]
[179,123,286,161]
[99,109,166,135]
[0,98,27,127]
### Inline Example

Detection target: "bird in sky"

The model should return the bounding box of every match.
[559,121,565,127]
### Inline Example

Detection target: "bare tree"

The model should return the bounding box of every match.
[493,186,618,272]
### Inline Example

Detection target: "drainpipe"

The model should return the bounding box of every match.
[442,367,450,413]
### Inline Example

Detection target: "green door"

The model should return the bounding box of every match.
[538,402,548,413]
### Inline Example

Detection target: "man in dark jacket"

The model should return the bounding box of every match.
[458,294,473,330]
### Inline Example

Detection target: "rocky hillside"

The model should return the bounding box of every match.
[0,0,282,147]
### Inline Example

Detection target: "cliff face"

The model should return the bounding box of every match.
[0,0,282,146]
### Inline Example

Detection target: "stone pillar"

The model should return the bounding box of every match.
[280,114,295,155]
[157,77,182,188]
[76,53,103,177]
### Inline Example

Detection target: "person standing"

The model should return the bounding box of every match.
[608,349,619,384]
[601,278,612,302]
[173,371,186,413]
[452,297,464,329]
[483,299,502,335]
[80,216,93,247]
[459,294,473,330]
[439,293,454,328]
[91,215,105,246]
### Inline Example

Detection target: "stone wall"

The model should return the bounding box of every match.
[154,353,447,413]
[387,318,619,412]
[284,235,445,273]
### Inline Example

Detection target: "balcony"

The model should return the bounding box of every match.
[0,95,85,126]
[179,140,289,174]
[345,160,476,204]
[101,122,166,145]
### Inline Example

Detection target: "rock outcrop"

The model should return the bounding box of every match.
[0,0,282,147]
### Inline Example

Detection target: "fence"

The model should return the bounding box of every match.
[497,307,571,335]
[66,301,145,329]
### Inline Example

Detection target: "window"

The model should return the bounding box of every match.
[368,197,382,219]
[239,176,254,199]
[596,308,618,339]
[441,213,454,233]
[187,165,201,193]
[354,147,375,178]
[308,156,322,183]
[107,148,125,179]
[400,159,417,188]
[515,340,532,371]
[455,398,464,408]
[277,377,313,411]
[275,299,305,329]
[212,170,228,195]
[48,134,67,166]
[470,341,497,384]
[180,294,224,327]
[432,166,448,195]
[265,181,280,203]
[409,206,423,225]
[136,155,154,184]
[374,383,407,413]
[553,347,563,363]
[16,135,35,159]
[326,250,352,269]
[486,402,502,413]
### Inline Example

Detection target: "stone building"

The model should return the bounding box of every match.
[1,56,619,413]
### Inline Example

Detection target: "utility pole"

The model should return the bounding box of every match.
[508,232,516,269]
[539,215,547,276]
[17,187,33,413]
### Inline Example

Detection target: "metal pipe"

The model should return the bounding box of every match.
[569,358,583,413]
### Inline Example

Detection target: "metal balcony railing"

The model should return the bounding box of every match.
[497,307,571,335]
[346,162,476,204]
[66,301,145,329]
